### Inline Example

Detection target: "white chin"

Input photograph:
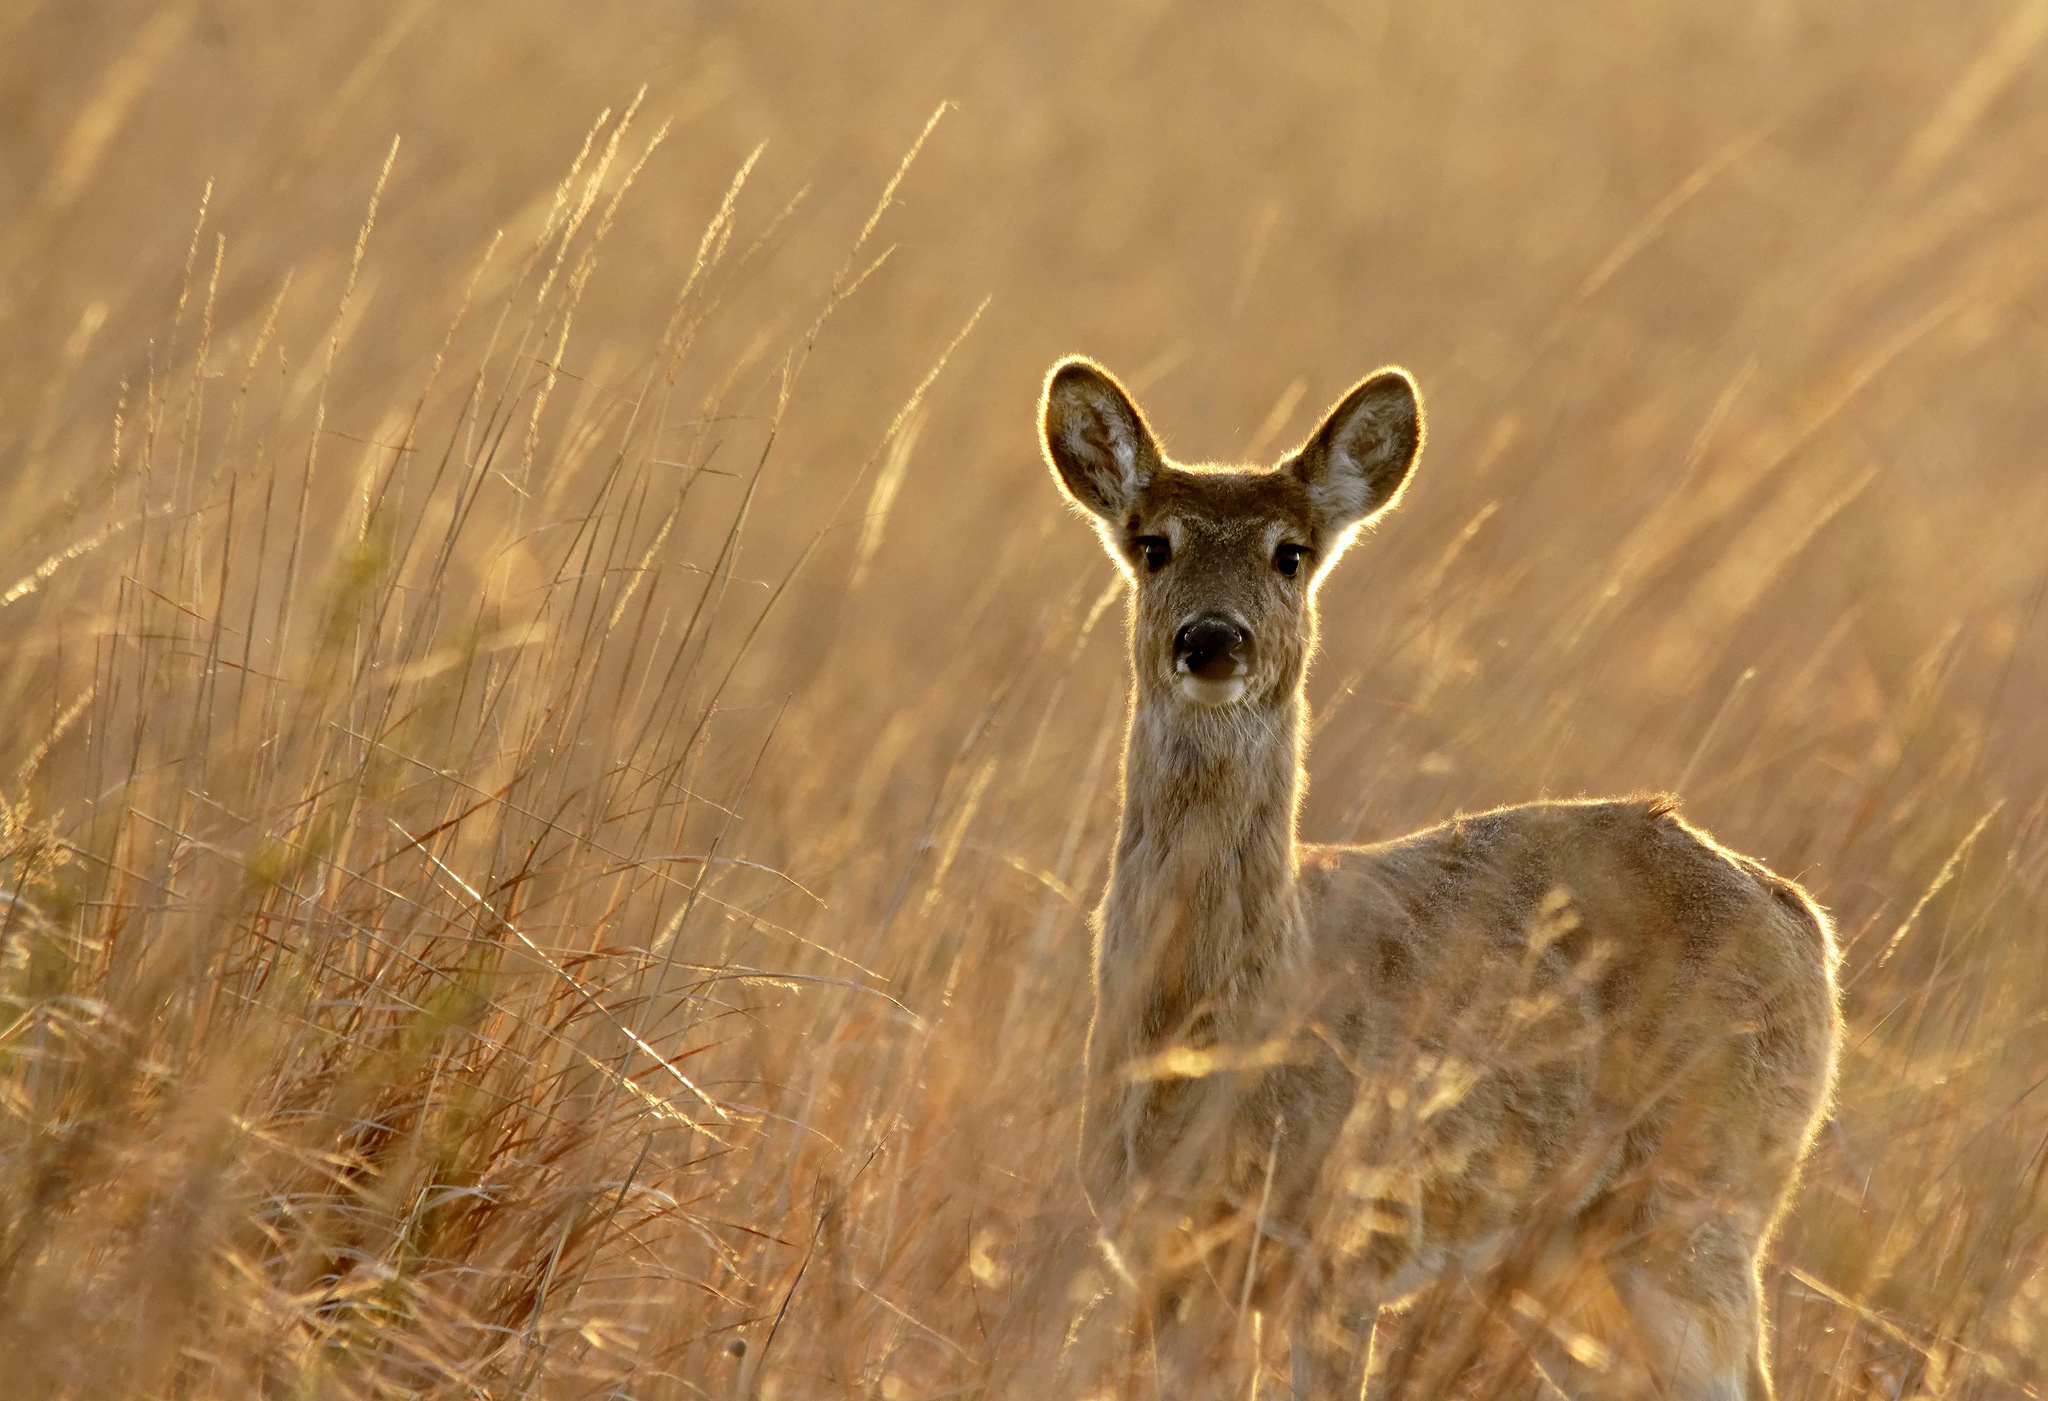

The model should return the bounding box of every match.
[1176,674,1247,706]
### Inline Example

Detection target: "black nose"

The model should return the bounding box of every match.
[1174,617,1250,681]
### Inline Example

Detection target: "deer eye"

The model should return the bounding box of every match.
[1136,536,1172,573]
[1274,543,1310,578]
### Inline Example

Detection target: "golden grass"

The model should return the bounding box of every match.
[1,2,2046,1396]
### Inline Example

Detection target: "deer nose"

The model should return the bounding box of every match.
[1174,617,1250,681]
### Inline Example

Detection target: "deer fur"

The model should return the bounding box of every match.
[1039,356,1841,1401]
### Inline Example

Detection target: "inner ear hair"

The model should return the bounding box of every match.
[1041,357,1161,523]
[1293,368,1423,531]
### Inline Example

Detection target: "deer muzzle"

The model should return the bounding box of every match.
[1174,616,1251,683]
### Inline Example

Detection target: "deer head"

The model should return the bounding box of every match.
[1041,357,1423,709]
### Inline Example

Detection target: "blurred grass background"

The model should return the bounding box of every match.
[2,1,2046,1396]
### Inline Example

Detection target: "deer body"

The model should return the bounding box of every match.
[1041,359,1840,1400]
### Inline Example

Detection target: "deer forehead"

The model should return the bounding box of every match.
[1149,515,1295,557]
[1135,467,1315,544]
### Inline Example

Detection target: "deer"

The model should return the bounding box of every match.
[1037,356,1841,1401]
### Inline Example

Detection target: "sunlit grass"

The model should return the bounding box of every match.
[2,3,2047,1397]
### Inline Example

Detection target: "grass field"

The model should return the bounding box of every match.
[3,2,2047,1396]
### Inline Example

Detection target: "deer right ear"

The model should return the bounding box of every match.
[1290,368,1423,537]
[1041,358,1160,524]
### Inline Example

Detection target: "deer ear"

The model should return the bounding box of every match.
[1289,368,1423,535]
[1041,357,1161,524]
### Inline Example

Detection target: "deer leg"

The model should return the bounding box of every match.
[1286,1280,1376,1401]
[1611,1248,1769,1401]
[1515,1222,1769,1401]
[1146,1280,1251,1401]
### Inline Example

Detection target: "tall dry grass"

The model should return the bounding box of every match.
[1,2,2046,1396]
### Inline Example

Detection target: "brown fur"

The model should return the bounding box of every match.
[1039,357,1841,1400]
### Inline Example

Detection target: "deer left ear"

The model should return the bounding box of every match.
[1288,368,1423,535]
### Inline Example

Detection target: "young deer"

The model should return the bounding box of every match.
[1039,358,1840,1401]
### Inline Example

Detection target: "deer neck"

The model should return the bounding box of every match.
[1096,691,1307,1055]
